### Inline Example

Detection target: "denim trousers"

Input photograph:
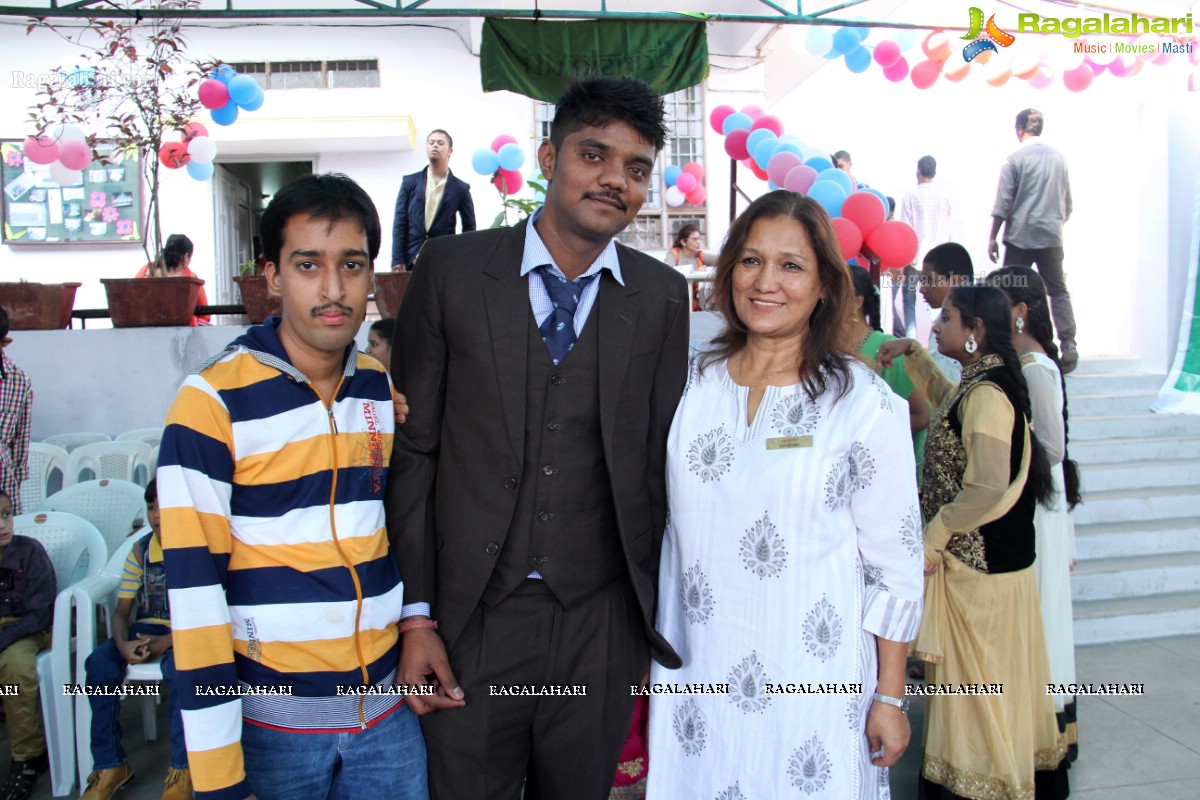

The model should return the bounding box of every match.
[85,621,187,771]
[242,701,428,800]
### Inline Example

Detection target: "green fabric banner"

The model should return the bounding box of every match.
[1153,179,1200,413]
[480,18,709,102]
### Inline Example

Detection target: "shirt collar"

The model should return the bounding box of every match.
[148,533,164,563]
[520,207,624,285]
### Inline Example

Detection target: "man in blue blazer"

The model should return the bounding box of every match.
[391,129,476,269]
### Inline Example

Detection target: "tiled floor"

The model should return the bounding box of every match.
[9,636,1199,798]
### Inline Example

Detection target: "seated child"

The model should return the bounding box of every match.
[0,489,55,800]
[82,480,190,800]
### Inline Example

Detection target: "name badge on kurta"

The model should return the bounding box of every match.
[766,435,813,450]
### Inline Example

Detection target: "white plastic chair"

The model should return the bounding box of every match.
[41,432,111,453]
[64,442,152,487]
[72,531,164,785]
[35,479,147,558]
[18,442,68,512]
[16,511,107,798]
[115,427,163,450]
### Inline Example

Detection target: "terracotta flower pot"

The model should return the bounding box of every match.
[373,271,411,319]
[101,276,205,327]
[0,282,82,330]
[233,275,282,324]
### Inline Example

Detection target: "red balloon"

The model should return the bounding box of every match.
[829,217,863,262]
[182,122,208,142]
[709,105,735,134]
[750,115,784,136]
[198,79,230,110]
[750,162,769,181]
[159,141,190,169]
[491,134,518,152]
[911,60,942,90]
[23,135,60,166]
[866,220,919,270]
[841,192,887,238]
[874,40,902,68]
[685,185,707,206]
[493,167,522,195]
[682,161,705,181]
[724,129,751,161]
[1063,64,1094,92]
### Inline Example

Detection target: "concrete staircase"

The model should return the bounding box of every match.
[1067,358,1200,644]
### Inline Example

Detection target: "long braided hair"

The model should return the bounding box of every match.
[849,266,882,332]
[987,266,1082,508]
[947,286,1055,508]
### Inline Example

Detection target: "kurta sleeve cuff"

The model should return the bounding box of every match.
[400,602,430,619]
[903,344,956,410]
[862,586,923,644]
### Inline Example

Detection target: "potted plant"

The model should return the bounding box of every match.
[0,281,83,329]
[233,258,281,323]
[372,271,411,319]
[27,0,209,326]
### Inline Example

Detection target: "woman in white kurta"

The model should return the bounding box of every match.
[647,192,924,800]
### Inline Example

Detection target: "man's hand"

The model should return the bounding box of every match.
[987,240,1000,263]
[393,263,406,271]
[392,389,409,425]
[866,701,910,767]
[138,633,172,658]
[117,637,149,665]
[399,627,465,715]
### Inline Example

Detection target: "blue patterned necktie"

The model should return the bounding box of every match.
[535,265,596,366]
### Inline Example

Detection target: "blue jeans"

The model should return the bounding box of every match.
[242,702,427,800]
[85,621,187,771]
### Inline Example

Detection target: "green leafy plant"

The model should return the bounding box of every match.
[491,176,547,228]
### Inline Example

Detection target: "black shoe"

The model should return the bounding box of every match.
[2,752,48,800]
[1060,344,1079,375]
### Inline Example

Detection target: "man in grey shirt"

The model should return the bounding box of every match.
[988,108,1078,372]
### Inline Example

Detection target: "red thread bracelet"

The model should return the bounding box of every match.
[398,618,439,634]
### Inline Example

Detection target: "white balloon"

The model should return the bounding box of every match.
[187,136,217,163]
[51,122,87,144]
[49,160,83,185]
[665,186,686,208]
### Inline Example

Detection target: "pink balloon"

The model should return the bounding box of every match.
[182,121,209,142]
[493,168,522,195]
[724,129,751,161]
[198,79,230,110]
[740,105,764,119]
[22,135,59,165]
[750,115,784,136]
[674,172,698,193]
[685,185,707,206]
[1030,65,1055,89]
[57,139,91,171]
[911,60,941,89]
[874,40,902,68]
[709,105,735,134]
[829,217,863,262]
[883,56,910,82]
[491,134,518,152]
[1063,64,1093,92]
[783,165,818,194]
[766,151,802,186]
[682,161,705,181]
[841,192,887,238]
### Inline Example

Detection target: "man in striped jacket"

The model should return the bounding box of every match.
[159,174,427,800]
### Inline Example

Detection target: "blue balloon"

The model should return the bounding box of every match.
[805,26,834,57]
[774,143,805,158]
[496,143,525,171]
[238,88,265,112]
[855,26,871,42]
[471,148,499,176]
[663,164,682,187]
[186,160,215,181]
[804,155,834,173]
[210,65,236,84]
[832,27,860,55]
[228,75,259,107]
[746,128,776,156]
[817,167,854,195]
[210,101,239,126]
[753,138,782,170]
[721,112,753,135]
[808,180,847,216]
[895,29,918,52]
[845,46,872,74]
[777,134,806,148]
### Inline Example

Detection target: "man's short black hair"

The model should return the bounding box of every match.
[0,306,9,340]
[833,150,852,164]
[144,478,157,504]
[163,234,193,269]
[917,156,937,179]
[429,129,453,148]
[1016,109,1044,136]
[549,77,668,153]
[923,242,975,281]
[260,173,381,266]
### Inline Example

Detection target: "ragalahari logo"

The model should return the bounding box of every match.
[962,7,1015,62]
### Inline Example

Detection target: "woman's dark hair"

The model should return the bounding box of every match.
[987,265,1082,508]
[550,77,668,153]
[672,224,700,251]
[163,234,193,269]
[947,285,1054,508]
[849,266,881,332]
[261,173,381,267]
[702,190,852,402]
[370,317,395,342]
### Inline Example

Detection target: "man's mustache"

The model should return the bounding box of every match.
[584,191,627,211]
[311,303,354,317]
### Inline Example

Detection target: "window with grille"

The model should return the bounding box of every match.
[224,60,380,90]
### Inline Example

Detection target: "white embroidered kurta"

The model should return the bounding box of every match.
[648,358,924,800]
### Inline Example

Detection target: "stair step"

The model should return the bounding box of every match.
[1066,371,1164,394]
[1071,551,1200,601]
[1070,434,1200,465]
[1065,358,1145,376]
[1068,391,1155,417]
[1073,485,1200,525]
[1079,458,1200,492]
[1073,590,1200,644]
[1069,412,1200,441]
[1075,517,1200,560]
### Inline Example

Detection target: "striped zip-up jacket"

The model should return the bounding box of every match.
[159,321,403,800]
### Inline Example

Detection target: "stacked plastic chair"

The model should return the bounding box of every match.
[19,443,68,512]
[40,432,111,454]
[64,442,154,488]
[35,479,147,557]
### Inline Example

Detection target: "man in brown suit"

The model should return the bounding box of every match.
[387,77,688,799]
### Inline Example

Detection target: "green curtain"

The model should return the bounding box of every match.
[480,18,709,102]
[1153,180,1200,414]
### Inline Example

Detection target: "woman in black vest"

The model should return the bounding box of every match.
[878,285,1070,800]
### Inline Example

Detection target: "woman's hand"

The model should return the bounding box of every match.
[866,701,910,767]
[876,338,918,369]
[923,542,943,575]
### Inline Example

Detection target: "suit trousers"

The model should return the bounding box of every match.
[422,577,647,800]
[1003,244,1077,350]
